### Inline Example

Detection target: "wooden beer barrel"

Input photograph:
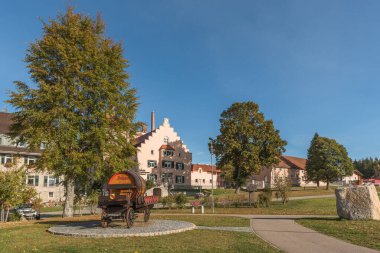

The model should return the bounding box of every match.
[108,170,146,200]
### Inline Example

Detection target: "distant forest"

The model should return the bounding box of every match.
[353,158,380,179]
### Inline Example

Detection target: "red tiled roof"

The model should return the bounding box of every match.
[159,145,175,150]
[0,145,41,155]
[277,156,307,170]
[354,170,364,177]
[134,130,156,147]
[0,112,13,134]
[191,164,221,173]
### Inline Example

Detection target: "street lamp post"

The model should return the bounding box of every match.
[210,140,215,214]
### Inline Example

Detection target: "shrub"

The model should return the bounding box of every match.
[274,176,291,204]
[160,195,175,209]
[174,193,187,209]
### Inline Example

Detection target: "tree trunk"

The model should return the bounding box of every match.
[235,184,241,194]
[1,205,4,222]
[326,181,330,190]
[235,166,241,194]
[63,179,75,217]
[316,180,320,188]
[5,207,9,222]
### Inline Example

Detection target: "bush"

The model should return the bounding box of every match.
[146,180,155,190]
[8,212,22,222]
[174,193,187,209]
[160,195,175,209]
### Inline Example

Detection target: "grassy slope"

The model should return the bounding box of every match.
[297,218,380,250]
[154,197,337,215]
[0,215,280,253]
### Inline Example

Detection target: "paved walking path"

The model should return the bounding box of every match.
[248,215,379,253]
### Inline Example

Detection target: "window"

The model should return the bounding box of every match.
[162,161,174,168]
[151,150,154,155]
[147,173,157,182]
[0,137,2,145]
[195,179,198,183]
[27,175,39,186]
[175,176,185,184]
[203,179,205,183]
[161,173,173,183]
[176,162,184,170]
[198,168,202,173]
[147,160,157,168]
[18,141,26,147]
[44,176,59,187]
[24,156,37,165]
[163,150,174,157]
[178,152,181,157]
[0,154,13,164]
[163,136,169,144]
[40,142,47,150]
[210,179,212,183]
[49,192,54,198]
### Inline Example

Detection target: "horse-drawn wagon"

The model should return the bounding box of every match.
[98,170,158,228]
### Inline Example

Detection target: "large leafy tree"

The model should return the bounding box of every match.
[306,133,354,189]
[7,8,138,217]
[211,102,287,193]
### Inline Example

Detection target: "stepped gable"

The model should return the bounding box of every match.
[134,130,156,147]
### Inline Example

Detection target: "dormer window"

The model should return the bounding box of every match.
[163,150,174,157]
[164,136,169,144]
[198,168,202,173]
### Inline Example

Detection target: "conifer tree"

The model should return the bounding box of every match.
[211,102,287,193]
[8,8,138,217]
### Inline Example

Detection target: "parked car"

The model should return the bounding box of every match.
[15,204,40,220]
[194,192,205,199]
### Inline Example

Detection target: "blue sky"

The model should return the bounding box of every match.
[1,1,380,163]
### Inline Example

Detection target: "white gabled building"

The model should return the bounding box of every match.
[134,112,192,190]
[0,112,64,204]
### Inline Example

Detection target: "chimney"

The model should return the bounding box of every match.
[142,123,147,133]
[1,107,7,113]
[151,111,155,132]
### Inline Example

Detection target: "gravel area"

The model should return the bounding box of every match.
[48,220,196,237]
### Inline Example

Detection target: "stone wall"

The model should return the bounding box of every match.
[335,185,380,220]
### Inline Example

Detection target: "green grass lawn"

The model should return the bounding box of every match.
[200,187,335,201]
[154,197,337,215]
[0,215,280,253]
[40,206,64,212]
[296,218,380,250]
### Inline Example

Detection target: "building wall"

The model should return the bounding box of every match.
[250,166,328,188]
[190,169,218,189]
[136,118,192,188]
[0,152,64,204]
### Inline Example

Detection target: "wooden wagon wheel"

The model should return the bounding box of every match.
[101,209,110,228]
[144,207,151,222]
[125,208,134,228]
